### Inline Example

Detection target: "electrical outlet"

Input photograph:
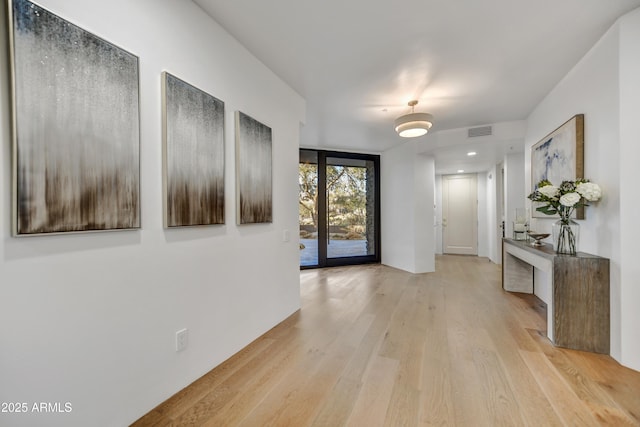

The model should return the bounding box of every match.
[176,328,188,352]
[283,229,290,242]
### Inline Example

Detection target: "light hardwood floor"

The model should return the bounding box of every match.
[133,255,640,426]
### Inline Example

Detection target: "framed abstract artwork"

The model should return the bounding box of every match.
[531,114,584,219]
[235,111,272,224]
[9,0,140,235]
[162,72,225,227]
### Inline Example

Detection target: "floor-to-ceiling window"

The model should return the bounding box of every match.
[299,150,380,268]
[299,150,319,266]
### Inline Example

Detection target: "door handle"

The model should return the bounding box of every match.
[442,218,447,227]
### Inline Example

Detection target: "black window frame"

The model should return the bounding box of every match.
[299,149,381,269]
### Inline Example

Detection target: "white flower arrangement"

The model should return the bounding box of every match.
[528,179,602,218]
[576,182,602,202]
[528,178,602,254]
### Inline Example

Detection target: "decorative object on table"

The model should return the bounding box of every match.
[163,72,225,227]
[527,232,550,246]
[236,111,272,224]
[531,114,584,219]
[528,179,602,255]
[9,0,140,235]
[513,208,529,240]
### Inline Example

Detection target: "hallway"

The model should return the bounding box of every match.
[134,256,640,425]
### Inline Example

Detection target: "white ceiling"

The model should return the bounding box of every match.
[193,0,640,173]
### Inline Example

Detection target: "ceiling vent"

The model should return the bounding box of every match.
[468,125,492,138]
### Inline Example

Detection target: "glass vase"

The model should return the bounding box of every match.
[552,219,579,255]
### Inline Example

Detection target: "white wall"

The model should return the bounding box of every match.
[477,172,489,258]
[503,152,526,240]
[415,156,437,272]
[486,165,500,264]
[0,1,305,426]
[381,141,435,273]
[618,8,640,371]
[525,7,640,370]
[434,175,443,254]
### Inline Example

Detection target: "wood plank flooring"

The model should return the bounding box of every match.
[132,255,640,426]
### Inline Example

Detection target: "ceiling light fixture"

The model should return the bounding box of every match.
[394,100,433,138]
[467,151,477,156]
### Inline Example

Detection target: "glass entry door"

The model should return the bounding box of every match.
[326,157,377,260]
[299,150,380,268]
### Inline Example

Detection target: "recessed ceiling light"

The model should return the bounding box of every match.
[467,151,477,156]
[457,169,464,173]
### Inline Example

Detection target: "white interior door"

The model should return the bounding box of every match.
[442,174,478,255]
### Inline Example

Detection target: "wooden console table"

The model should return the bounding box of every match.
[502,238,609,354]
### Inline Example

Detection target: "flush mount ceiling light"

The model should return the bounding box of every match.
[394,100,433,138]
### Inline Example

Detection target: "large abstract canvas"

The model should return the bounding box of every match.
[235,111,272,224]
[163,72,225,227]
[531,114,584,219]
[9,0,140,235]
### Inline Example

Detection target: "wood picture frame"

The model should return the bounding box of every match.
[531,114,584,219]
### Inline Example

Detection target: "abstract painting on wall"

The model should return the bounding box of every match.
[531,114,584,219]
[9,0,140,235]
[162,72,225,227]
[235,111,272,224]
